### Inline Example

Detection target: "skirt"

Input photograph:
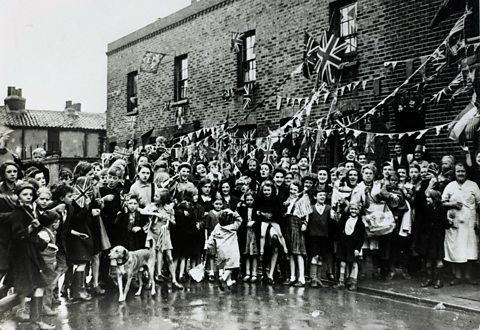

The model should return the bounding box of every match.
[147,224,173,252]
[244,227,259,256]
[285,215,306,255]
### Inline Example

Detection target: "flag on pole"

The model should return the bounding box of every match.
[231,32,244,53]
[315,31,348,84]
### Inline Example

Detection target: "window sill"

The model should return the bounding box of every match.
[171,99,189,107]
[235,81,259,93]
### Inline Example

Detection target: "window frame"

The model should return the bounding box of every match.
[126,71,138,114]
[330,0,358,57]
[174,54,189,101]
[238,30,257,86]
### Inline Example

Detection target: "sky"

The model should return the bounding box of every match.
[0,0,190,113]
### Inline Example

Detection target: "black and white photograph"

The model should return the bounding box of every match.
[1,0,480,329]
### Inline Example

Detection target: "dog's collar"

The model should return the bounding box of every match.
[116,253,129,266]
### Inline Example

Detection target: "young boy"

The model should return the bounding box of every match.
[38,210,62,316]
[307,190,332,288]
[100,165,125,247]
[116,194,148,251]
[205,198,224,281]
[58,168,74,187]
[23,147,51,185]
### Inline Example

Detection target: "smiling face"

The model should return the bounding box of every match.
[455,164,467,183]
[273,172,284,187]
[262,185,272,197]
[289,183,299,196]
[298,158,309,170]
[349,204,359,217]
[397,168,407,182]
[303,179,314,191]
[179,167,190,181]
[317,170,328,184]
[221,182,231,196]
[196,164,207,177]
[290,164,299,174]
[348,170,358,185]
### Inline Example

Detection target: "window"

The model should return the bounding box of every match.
[175,55,188,101]
[47,129,60,156]
[127,71,138,114]
[339,3,357,54]
[238,31,256,85]
[331,1,357,55]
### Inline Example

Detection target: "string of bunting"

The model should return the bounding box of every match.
[344,8,472,129]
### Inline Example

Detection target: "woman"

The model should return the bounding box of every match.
[317,167,333,204]
[442,163,480,285]
[0,160,20,195]
[218,179,239,211]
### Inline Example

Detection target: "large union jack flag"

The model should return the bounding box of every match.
[303,31,347,84]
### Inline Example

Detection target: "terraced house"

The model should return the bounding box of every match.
[106,0,479,165]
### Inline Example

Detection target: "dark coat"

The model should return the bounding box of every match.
[172,201,205,258]
[236,204,259,254]
[66,202,94,264]
[116,211,148,251]
[99,185,124,247]
[336,214,366,263]
[0,196,16,270]
[5,206,50,295]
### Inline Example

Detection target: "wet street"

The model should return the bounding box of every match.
[2,282,480,330]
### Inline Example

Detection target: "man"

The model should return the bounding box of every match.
[391,143,412,171]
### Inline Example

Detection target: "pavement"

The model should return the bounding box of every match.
[353,276,480,314]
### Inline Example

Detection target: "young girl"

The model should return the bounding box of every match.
[2,182,55,329]
[129,164,155,208]
[205,198,224,282]
[141,188,183,290]
[283,181,312,287]
[417,189,449,289]
[237,191,259,282]
[256,180,288,284]
[174,187,205,281]
[206,209,243,290]
[334,203,366,291]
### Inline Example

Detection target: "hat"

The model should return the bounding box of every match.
[25,166,41,179]
[39,210,60,227]
[427,162,439,176]
[177,162,192,172]
[414,145,424,153]
[14,181,37,200]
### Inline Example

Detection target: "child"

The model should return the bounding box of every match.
[417,189,449,289]
[141,188,183,289]
[237,191,259,282]
[129,164,155,208]
[24,147,50,186]
[206,209,243,290]
[334,203,365,291]
[116,194,148,251]
[173,187,205,280]
[58,168,74,187]
[205,198,224,281]
[38,210,61,316]
[307,190,332,288]
[35,187,52,218]
[98,168,108,188]
[3,182,55,329]
[256,180,288,284]
[283,181,312,287]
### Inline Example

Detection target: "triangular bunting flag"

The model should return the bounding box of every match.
[435,125,443,136]
[276,96,282,110]
[324,91,330,103]
[416,129,428,139]
[352,81,360,90]
[362,80,368,90]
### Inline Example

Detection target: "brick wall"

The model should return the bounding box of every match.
[106,0,477,166]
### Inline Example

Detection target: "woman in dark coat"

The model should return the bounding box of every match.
[1,183,55,329]
[66,176,95,302]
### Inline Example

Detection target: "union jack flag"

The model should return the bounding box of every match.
[231,32,244,53]
[303,31,347,84]
[72,178,94,209]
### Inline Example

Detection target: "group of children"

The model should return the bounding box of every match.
[0,139,478,329]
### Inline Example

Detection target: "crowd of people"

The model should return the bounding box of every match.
[0,136,479,329]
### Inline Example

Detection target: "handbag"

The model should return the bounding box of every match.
[362,202,396,237]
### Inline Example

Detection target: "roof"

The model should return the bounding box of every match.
[0,106,106,131]
[107,0,233,55]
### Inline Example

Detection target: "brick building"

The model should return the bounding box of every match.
[1,86,106,181]
[106,0,480,165]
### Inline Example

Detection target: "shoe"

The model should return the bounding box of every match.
[242,275,251,282]
[42,305,57,316]
[293,281,305,287]
[347,279,358,291]
[449,278,461,286]
[267,277,275,285]
[30,296,56,329]
[421,279,433,287]
[433,280,443,289]
[282,279,295,286]
[92,286,105,295]
[71,271,92,302]
[218,278,226,291]
[33,321,56,330]
[250,276,258,283]
[172,282,184,290]
[333,281,345,289]
[327,271,335,281]
[155,275,166,283]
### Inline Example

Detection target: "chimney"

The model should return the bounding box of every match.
[4,86,26,110]
[65,100,80,117]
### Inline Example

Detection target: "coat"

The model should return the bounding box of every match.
[5,206,50,295]
[66,202,94,264]
[206,212,242,269]
[0,195,16,270]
